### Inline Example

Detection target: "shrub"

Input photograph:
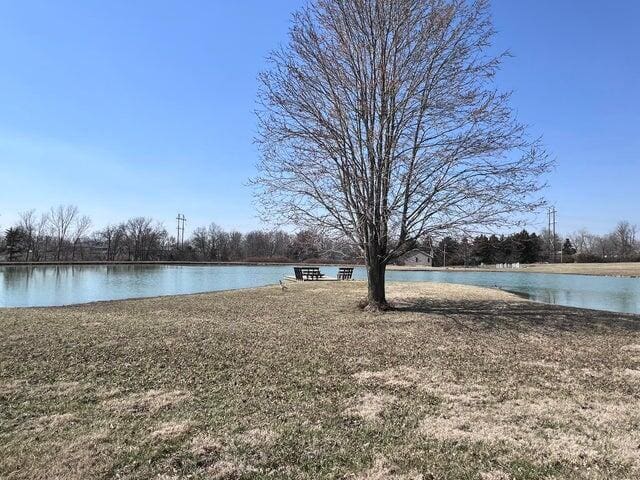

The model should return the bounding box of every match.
[575,253,604,263]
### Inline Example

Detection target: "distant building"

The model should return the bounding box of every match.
[395,248,433,267]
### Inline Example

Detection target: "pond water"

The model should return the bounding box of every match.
[0,265,639,315]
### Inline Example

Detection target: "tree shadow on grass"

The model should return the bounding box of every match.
[392,298,640,335]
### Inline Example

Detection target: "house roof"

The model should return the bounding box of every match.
[399,248,433,259]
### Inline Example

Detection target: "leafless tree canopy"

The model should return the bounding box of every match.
[254,0,551,306]
[49,205,79,261]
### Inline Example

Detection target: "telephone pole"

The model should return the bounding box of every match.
[552,207,557,263]
[443,239,447,268]
[176,214,186,249]
[547,206,557,263]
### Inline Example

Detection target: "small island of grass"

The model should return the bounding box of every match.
[2,282,639,479]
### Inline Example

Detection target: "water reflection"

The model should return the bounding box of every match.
[0,265,639,315]
[385,270,640,315]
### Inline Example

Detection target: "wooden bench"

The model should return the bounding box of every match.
[337,267,354,280]
[293,266,325,281]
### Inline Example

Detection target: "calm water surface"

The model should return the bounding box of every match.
[0,265,639,315]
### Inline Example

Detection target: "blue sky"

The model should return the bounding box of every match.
[0,0,638,236]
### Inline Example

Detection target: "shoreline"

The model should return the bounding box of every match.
[2,279,638,318]
[389,263,640,278]
[1,261,638,278]
[0,260,359,267]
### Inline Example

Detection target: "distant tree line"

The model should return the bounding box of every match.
[0,205,359,263]
[427,221,640,266]
[430,230,543,267]
[0,206,637,264]
[568,221,639,262]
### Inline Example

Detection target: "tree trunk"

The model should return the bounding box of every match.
[365,257,389,311]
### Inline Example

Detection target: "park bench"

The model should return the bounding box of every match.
[293,266,325,281]
[337,267,354,280]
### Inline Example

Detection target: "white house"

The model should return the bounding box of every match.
[395,248,433,267]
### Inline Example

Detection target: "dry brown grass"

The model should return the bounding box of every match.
[343,393,397,422]
[150,421,193,440]
[517,262,640,277]
[103,389,192,415]
[1,281,639,479]
[391,262,640,277]
[349,455,423,479]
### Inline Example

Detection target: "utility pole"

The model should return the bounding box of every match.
[552,207,556,263]
[176,214,186,249]
[547,207,552,262]
[547,206,557,263]
[443,239,447,268]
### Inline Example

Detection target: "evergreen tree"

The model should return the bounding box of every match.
[5,227,27,261]
[562,238,577,256]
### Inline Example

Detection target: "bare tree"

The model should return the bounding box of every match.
[191,226,210,259]
[16,210,51,261]
[245,230,272,258]
[254,0,550,309]
[215,230,231,261]
[123,217,167,261]
[612,221,637,260]
[71,215,92,260]
[570,228,593,254]
[18,210,37,261]
[48,205,79,261]
[207,223,224,260]
[98,224,126,261]
[34,212,50,261]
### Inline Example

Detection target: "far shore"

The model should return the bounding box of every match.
[390,261,640,278]
[3,260,639,278]
[0,260,360,267]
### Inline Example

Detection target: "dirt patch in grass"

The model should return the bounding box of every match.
[479,471,511,480]
[41,429,113,480]
[420,395,640,467]
[33,412,78,430]
[190,434,223,457]
[150,421,192,440]
[353,366,422,388]
[103,389,191,415]
[621,368,640,379]
[0,379,29,396]
[2,281,639,479]
[344,393,397,422]
[350,456,423,479]
[206,459,253,479]
[237,427,278,447]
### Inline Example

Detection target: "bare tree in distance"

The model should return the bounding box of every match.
[49,205,79,261]
[34,212,50,261]
[98,224,126,261]
[612,221,637,259]
[71,215,92,260]
[18,209,51,261]
[18,210,37,261]
[254,0,551,309]
[124,217,167,261]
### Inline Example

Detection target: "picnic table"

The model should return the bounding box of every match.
[288,266,354,281]
[293,266,325,280]
[337,267,354,280]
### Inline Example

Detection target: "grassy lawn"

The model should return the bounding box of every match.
[516,262,640,277]
[391,262,640,277]
[1,281,640,479]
